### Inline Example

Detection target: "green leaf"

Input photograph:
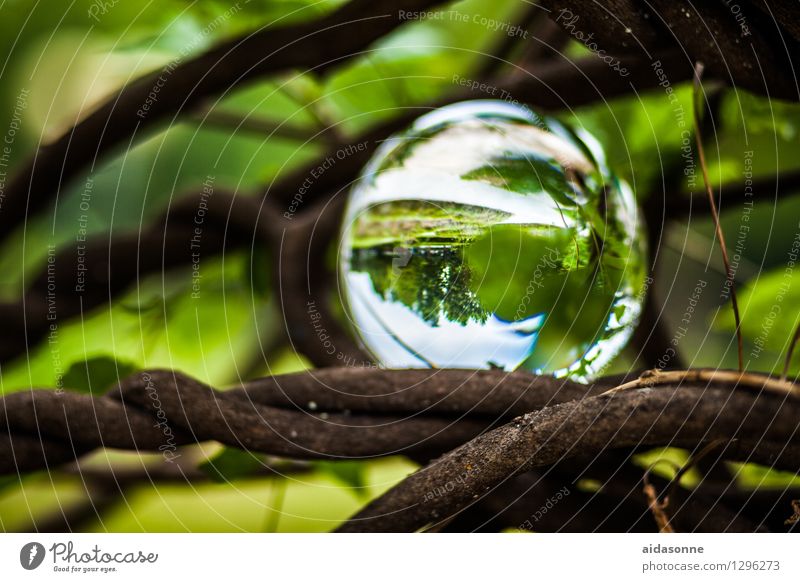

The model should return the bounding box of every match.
[247,242,272,299]
[0,251,278,395]
[632,448,701,488]
[729,462,800,488]
[0,474,21,494]
[464,224,576,321]
[720,89,800,142]
[568,85,694,195]
[715,267,800,355]
[199,448,265,483]
[61,356,138,394]
[462,155,578,206]
[315,460,368,497]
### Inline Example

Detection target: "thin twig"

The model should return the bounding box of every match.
[601,368,800,399]
[643,471,675,533]
[693,61,743,372]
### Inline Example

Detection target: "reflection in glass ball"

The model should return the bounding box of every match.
[339,100,646,381]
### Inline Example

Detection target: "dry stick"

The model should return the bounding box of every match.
[642,471,675,533]
[781,321,800,382]
[608,369,800,512]
[635,462,766,533]
[442,468,658,533]
[601,368,800,399]
[657,438,757,532]
[553,449,773,533]
[693,61,744,372]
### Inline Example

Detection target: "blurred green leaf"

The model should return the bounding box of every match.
[568,86,694,197]
[715,266,800,355]
[314,460,368,497]
[0,251,277,395]
[199,448,265,483]
[247,242,272,299]
[0,474,21,494]
[632,447,701,489]
[720,89,800,142]
[730,462,800,488]
[62,356,138,394]
[323,0,523,135]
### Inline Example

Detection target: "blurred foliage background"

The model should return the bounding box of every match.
[0,0,799,532]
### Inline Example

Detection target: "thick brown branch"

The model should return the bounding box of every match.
[0,369,508,473]
[0,367,597,476]
[274,196,367,367]
[537,0,800,100]
[337,379,800,532]
[234,368,597,416]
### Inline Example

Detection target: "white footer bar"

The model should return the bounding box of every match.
[1,533,796,580]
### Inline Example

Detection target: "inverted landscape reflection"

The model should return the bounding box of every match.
[340,101,646,381]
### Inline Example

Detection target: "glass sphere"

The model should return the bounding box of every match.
[339,100,646,381]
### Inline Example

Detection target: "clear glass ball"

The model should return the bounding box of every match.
[339,100,646,381]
